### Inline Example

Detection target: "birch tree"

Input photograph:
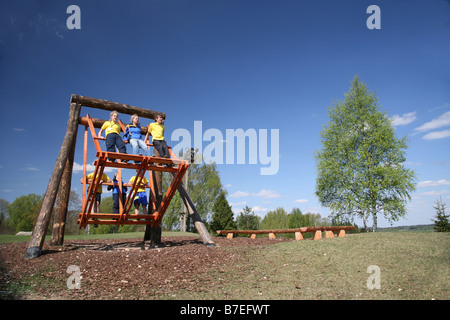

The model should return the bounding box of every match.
[315,75,416,231]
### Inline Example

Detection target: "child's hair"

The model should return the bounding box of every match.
[130,114,140,124]
[110,110,119,119]
[154,113,163,121]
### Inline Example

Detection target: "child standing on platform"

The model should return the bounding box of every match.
[107,172,128,214]
[123,114,150,162]
[81,172,111,231]
[98,110,128,163]
[129,171,149,216]
[145,114,170,159]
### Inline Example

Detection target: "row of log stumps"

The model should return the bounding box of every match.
[217,226,354,241]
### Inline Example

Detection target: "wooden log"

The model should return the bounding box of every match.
[216,226,354,235]
[25,102,81,259]
[72,94,166,120]
[227,233,234,239]
[295,232,304,241]
[50,130,77,246]
[269,232,276,240]
[325,230,335,238]
[338,229,346,237]
[250,234,256,239]
[313,230,322,240]
[145,148,163,244]
[174,173,215,247]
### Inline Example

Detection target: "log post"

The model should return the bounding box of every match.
[25,102,81,259]
[50,132,77,246]
[269,232,276,240]
[313,230,322,240]
[145,148,163,244]
[295,232,304,241]
[338,229,346,237]
[325,230,335,238]
[174,173,215,247]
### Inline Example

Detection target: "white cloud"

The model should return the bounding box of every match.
[404,161,422,167]
[21,167,39,171]
[414,111,450,133]
[293,199,308,203]
[229,189,281,199]
[428,102,449,113]
[417,179,450,188]
[253,189,281,199]
[230,201,247,206]
[229,191,251,198]
[422,129,450,140]
[251,206,269,214]
[13,127,25,132]
[390,112,417,126]
[72,162,116,173]
[419,190,450,197]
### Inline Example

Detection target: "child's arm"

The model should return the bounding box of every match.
[144,125,152,144]
[123,126,130,144]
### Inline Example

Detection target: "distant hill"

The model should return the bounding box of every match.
[378,224,435,232]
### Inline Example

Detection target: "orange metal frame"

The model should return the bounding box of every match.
[78,114,188,228]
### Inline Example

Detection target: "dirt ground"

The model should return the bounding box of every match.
[0,236,292,300]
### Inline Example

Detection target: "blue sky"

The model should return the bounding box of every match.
[1,0,449,228]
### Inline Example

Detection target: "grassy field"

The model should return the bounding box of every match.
[1,231,449,300]
[178,232,449,300]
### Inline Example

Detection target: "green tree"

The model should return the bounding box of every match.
[260,207,289,230]
[7,194,42,233]
[0,199,9,232]
[65,191,83,235]
[432,197,449,232]
[288,208,304,228]
[188,158,224,223]
[315,75,416,232]
[210,191,236,233]
[236,205,261,230]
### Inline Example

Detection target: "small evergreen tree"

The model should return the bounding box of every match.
[210,192,236,233]
[432,197,449,232]
[236,205,261,230]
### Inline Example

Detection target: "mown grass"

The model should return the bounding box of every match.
[176,232,450,300]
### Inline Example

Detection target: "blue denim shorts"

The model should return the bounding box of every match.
[133,191,148,206]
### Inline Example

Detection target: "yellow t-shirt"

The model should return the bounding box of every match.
[101,121,121,137]
[129,176,149,193]
[148,122,165,141]
[86,172,110,194]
